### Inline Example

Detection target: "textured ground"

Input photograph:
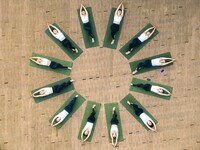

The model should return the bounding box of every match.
[0,0,200,150]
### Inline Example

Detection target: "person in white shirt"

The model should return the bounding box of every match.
[32,80,74,98]
[110,1,124,44]
[132,57,175,74]
[80,4,94,43]
[125,26,156,55]
[110,107,119,147]
[48,24,78,53]
[127,101,156,131]
[130,83,171,96]
[81,105,96,142]
[30,57,72,70]
[51,95,79,127]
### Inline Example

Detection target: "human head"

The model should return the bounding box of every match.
[37,58,43,63]
[117,9,122,15]
[160,59,166,63]
[56,117,61,122]
[145,31,151,36]
[112,132,117,138]
[147,120,154,128]
[158,88,164,93]
[84,129,89,136]
[81,10,86,16]
[39,90,46,95]
[52,29,58,35]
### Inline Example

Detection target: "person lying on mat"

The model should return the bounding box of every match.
[81,104,96,142]
[51,95,79,127]
[80,4,95,43]
[32,80,74,98]
[125,26,156,55]
[110,107,119,147]
[130,83,171,96]
[110,1,124,45]
[48,24,78,53]
[132,57,175,74]
[30,57,72,70]
[127,101,156,131]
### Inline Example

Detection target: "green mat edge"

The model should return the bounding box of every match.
[77,101,101,142]
[104,102,124,142]
[49,91,86,129]
[120,94,158,131]
[130,77,173,100]
[30,52,73,75]
[77,7,99,48]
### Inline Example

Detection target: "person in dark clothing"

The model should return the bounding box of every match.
[131,83,152,91]
[52,80,73,93]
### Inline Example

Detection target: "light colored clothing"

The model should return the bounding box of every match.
[139,113,154,127]
[58,110,69,121]
[54,32,66,41]
[151,58,162,66]
[42,87,53,96]
[150,85,160,93]
[40,58,51,66]
[85,122,94,130]
[110,124,118,133]
[138,33,149,42]
[113,15,123,24]
[81,15,89,24]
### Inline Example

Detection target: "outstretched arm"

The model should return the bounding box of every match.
[30,57,39,64]
[32,89,43,97]
[51,115,62,127]
[121,2,124,17]
[143,26,156,37]
[83,131,91,142]
[160,57,175,66]
[157,87,171,96]
[114,1,123,15]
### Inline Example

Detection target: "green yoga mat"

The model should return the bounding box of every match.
[120,23,159,60]
[120,94,157,130]
[104,103,124,142]
[130,78,173,100]
[30,52,73,75]
[78,101,101,142]
[129,52,173,75]
[49,91,85,129]
[45,23,83,60]
[103,8,125,49]
[31,77,74,103]
[77,7,99,48]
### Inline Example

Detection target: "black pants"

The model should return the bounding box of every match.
[137,59,152,71]
[132,83,152,91]
[111,23,120,40]
[52,81,72,93]
[129,38,141,50]
[87,108,96,123]
[130,104,144,117]
[64,97,77,113]
[110,111,119,125]
[49,61,67,69]
[83,22,93,38]
[61,39,75,50]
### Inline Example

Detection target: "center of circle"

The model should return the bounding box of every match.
[71,49,131,103]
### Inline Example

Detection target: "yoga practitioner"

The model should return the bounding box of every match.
[30,57,72,70]
[110,1,124,44]
[48,24,78,53]
[51,95,79,127]
[130,83,171,96]
[81,105,96,142]
[132,57,175,74]
[32,80,74,98]
[80,4,94,43]
[127,101,156,131]
[125,26,156,55]
[110,107,119,147]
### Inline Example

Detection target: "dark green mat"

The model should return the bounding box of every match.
[49,91,85,129]
[30,52,73,75]
[45,23,83,60]
[130,78,173,100]
[129,52,173,75]
[31,77,74,103]
[78,101,101,142]
[103,8,125,49]
[104,103,124,142]
[120,23,159,60]
[120,94,157,130]
[77,7,99,48]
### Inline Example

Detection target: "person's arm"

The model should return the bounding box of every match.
[146,120,157,132]
[51,115,62,127]
[121,2,124,17]
[114,1,123,15]
[48,24,64,39]
[83,131,91,142]
[114,133,119,147]
[160,57,175,66]
[32,89,45,98]
[30,57,40,64]
[157,87,171,96]
[110,130,114,146]
[82,4,88,16]
[79,4,83,17]
[143,26,155,37]
[81,128,86,141]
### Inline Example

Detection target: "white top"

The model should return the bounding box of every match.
[39,58,51,66]
[43,87,53,96]
[85,122,94,131]
[138,33,149,42]
[58,110,69,121]
[150,85,160,93]
[151,58,162,66]
[113,15,123,24]
[81,15,89,24]
[110,124,118,133]
[139,113,154,126]
[54,32,66,41]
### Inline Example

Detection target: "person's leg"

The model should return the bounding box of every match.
[83,22,94,39]
[62,39,76,50]
[52,81,72,93]
[110,111,119,125]
[143,59,152,68]
[49,61,68,69]
[133,83,151,91]
[130,104,144,117]
[128,38,141,51]
[64,97,77,113]
[87,108,96,123]
[111,24,119,40]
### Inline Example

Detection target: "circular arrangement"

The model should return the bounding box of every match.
[30,2,175,147]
